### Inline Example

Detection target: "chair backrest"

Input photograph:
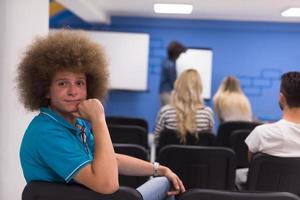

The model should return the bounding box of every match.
[247,153,300,196]
[22,181,143,200]
[106,116,148,132]
[177,189,300,200]
[113,143,150,188]
[158,145,236,190]
[108,125,148,149]
[157,129,216,152]
[216,121,261,147]
[229,129,252,168]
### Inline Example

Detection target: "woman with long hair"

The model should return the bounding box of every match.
[213,76,252,123]
[154,69,214,144]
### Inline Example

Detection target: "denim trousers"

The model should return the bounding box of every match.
[136,177,175,200]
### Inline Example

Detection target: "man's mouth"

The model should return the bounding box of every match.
[65,100,81,103]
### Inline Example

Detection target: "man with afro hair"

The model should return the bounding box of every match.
[18,30,185,199]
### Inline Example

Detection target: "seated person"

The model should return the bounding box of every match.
[213,76,253,123]
[236,71,300,189]
[17,30,185,200]
[154,69,214,145]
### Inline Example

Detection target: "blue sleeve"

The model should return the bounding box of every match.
[162,61,173,81]
[159,60,175,93]
[37,126,92,182]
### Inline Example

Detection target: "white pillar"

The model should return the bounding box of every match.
[0,0,49,199]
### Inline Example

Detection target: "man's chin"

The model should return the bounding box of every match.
[70,108,79,113]
[65,106,78,114]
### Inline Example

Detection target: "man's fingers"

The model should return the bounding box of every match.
[178,178,185,192]
[166,177,184,196]
[167,190,179,196]
[172,179,179,190]
[172,176,185,192]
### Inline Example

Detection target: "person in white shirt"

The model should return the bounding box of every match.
[236,71,300,189]
[246,71,300,159]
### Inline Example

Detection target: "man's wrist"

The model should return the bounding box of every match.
[153,162,160,177]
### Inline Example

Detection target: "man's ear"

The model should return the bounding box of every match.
[279,92,286,108]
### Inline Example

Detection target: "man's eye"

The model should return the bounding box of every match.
[76,81,85,86]
[58,82,66,86]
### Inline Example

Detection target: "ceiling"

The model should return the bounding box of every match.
[56,0,300,24]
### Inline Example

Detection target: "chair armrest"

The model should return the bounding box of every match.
[22,181,143,200]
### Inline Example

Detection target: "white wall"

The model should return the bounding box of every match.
[0,0,49,199]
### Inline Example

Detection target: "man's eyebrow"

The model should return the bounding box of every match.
[54,77,86,81]
[54,78,68,81]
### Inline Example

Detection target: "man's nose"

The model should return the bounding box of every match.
[67,84,78,96]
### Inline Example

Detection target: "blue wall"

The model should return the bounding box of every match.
[51,13,300,132]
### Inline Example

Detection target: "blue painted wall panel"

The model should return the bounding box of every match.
[51,14,300,132]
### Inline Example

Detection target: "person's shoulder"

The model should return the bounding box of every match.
[255,120,282,129]
[162,59,174,67]
[28,112,71,139]
[22,114,63,149]
[272,119,300,131]
[251,120,284,136]
[201,106,214,113]
[158,105,176,118]
[29,112,59,129]
[26,114,50,131]
[160,104,175,112]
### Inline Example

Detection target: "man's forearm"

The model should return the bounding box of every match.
[116,153,167,176]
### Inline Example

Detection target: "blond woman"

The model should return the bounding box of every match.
[213,76,252,123]
[154,69,214,144]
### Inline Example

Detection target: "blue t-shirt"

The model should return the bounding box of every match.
[20,107,94,183]
[159,58,177,94]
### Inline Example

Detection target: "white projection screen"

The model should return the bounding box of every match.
[88,30,150,91]
[176,48,213,99]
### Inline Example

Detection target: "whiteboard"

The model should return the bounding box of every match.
[176,48,213,99]
[88,30,150,91]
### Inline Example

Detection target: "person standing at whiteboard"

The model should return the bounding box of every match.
[159,41,186,107]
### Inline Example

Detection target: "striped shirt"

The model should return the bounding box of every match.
[154,104,214,144]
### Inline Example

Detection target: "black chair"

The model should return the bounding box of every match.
[177,188,300,200]
[157,129,216,152]
[247,153,300,196]
[106,116,148,132]
[113,143,150,188]
[22,181,143,200]
[216,121,261,147]
[108,125,148,149]
[229,129,252,168]
[158,145,236,190]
